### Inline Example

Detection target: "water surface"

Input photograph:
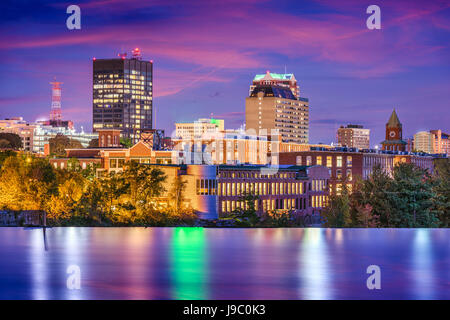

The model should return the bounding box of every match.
[0,227,448,299]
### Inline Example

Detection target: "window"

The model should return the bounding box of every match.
[347,169,352,181]
[326,156,332,168]
[296,156,302,165]
[337,156,342,167]
[347,156,352,167]
[337,169,342,179]
[110,159,117,168]
[316,156,322,166]
[306,156,312,166]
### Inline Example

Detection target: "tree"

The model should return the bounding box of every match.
[49,134,83,157]
[0,155,56,211]
[358,165,394,227]
[120,137,133,148]
[321,183,351,227]
[168,175,187,213]
[0,150,17,168]
[431,159,450,227]
[100,171,129,218]
[355,204,380,227]
[229,191,261,226]
[0,133,22,149]
[121,162,166,210]
[389,163,439,228]
[0,139,11,148]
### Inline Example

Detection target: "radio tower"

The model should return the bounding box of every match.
[49,78,63,124]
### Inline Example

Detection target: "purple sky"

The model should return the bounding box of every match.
[0,0,449,146]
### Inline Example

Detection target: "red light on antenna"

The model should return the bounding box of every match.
[93,57,96,60]
[150,60,153,63]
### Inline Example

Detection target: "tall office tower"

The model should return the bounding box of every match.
[50,80,63,124]
[245,84,309,144]
[337,124,370,149]
[250,71,300,98]
[381,109,406,151]
[93,48,153,143]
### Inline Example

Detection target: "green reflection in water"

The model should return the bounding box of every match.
[170,227,208,300]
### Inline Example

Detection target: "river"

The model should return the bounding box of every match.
[0,227,448,299]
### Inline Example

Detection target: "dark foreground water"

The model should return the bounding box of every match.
[0,227,448,300]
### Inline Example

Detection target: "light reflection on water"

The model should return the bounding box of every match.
[0,227,448,300]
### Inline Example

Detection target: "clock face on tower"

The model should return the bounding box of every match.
[389,130,396,138]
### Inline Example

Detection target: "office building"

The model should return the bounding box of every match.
[250,71,300,98]
[92,48,153,143]
[245,84,309,144]
[337,124,370,149]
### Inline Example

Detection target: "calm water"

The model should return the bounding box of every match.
[0,227,448,300]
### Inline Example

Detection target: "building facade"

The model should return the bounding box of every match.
[93,51,153,143]
[337,124,370,149]
[414,131,434,154]
[217,165,330,217]
[0,117,35,151]
[143,164,330,220]
[173,130,269,165]
[431,130,450,156]
[278,149,435,195]
[413,130,450,156]
[245,85,309,144]
[175,118,224,139]
[381,109,406,151]
[250,71,300,98]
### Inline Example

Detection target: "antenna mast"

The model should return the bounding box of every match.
[49,78,63,124]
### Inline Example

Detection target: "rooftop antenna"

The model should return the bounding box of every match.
[284,65,287,74]
[132,47,142,60]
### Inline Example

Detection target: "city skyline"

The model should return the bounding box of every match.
[0,0,449,147]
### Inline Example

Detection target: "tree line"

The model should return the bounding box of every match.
[321,161,449,228]
[0,152,196,226]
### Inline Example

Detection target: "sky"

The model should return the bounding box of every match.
[0,0,449,146]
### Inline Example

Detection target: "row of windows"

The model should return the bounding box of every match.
[220,196,317,213]
[218,181,306,196]
[219,171,296,179]
[196,179,217,195]
[296,155,353,168]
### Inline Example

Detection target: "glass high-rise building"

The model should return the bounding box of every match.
[92,51,153,143]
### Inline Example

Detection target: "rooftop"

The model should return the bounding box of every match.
[249,85,296,100]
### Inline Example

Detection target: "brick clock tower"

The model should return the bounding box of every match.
[381,109,407,151]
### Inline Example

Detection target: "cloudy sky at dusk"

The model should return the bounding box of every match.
[0,0,449,146]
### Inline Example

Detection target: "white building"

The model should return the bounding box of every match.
[175,118,224,140]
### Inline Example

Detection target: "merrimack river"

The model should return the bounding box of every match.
[0,227,448,299]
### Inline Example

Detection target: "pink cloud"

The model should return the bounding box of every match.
[1,0,448,80]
